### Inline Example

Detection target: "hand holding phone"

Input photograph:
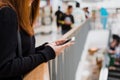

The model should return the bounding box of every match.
[47,37,75,56]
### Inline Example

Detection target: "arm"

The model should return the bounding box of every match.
[0,7,55,78]
[59,13,65,25]
[55,11,57,16]
[108,49,116,55]
[35,42,48,51]
[71,15,74,24]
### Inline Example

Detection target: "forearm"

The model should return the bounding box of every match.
[0,46,55,78]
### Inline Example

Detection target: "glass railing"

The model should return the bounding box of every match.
[49,19,91,80]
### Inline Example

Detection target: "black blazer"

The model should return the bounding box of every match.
[0,6,55,80]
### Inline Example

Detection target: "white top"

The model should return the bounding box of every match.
[73,8,86,27]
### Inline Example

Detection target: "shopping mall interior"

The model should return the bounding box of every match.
[24,0,120,80]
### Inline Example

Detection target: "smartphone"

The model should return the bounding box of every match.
[60,37,75,45]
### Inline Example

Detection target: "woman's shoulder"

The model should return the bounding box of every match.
[0,6,16,15]
[0,6,18,28]
[0,6,13,10]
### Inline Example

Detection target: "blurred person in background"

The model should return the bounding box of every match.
[60,5,74,35]
[55,6,63,33]
[99,7,109,30]
[41,0,53,26]
[83,7,90,19]
[0,0,74,80]
[73,2,86,27]
[108,34,120,70]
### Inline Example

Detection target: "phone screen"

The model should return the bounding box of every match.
[60,37,75,45]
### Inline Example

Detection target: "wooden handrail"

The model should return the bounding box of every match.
[23,63,50,80]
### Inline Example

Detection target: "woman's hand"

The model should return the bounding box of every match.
[108,50,116,54]
[47,39,74,56]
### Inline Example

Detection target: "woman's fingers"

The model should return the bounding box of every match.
[48,41,74,56]
[55,39,67,45]
[61,41,74,48]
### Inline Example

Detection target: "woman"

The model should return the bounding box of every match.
[108,35,119,70]
[0,0,73,80]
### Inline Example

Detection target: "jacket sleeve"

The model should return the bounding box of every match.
[35,42,48,51]
[0,7,55,78]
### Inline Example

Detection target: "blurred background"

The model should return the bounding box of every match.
[35,0,120,45]
[33,0,120,80]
